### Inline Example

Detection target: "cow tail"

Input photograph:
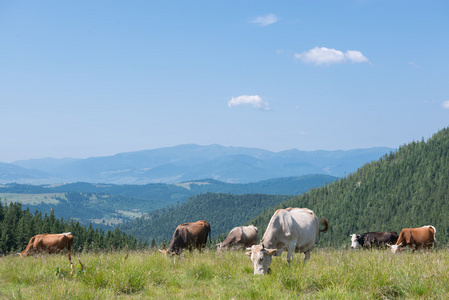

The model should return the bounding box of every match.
[208,226,212,245]
[319,217,329,232]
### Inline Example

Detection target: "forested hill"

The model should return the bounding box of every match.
[250,127,449,247]
[119,193,292,243]
[0,175,335,228]
[0,202,143,255]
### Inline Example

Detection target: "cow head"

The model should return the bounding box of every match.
[350,234,361,248]
[159,249,176,256]
[387,242,403,254]
[216,243,224,252]
[246,245,277,275]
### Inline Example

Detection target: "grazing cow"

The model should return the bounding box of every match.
[160,220,211,255]
[20,232,74,264]
[217,225,258,251]
[246,208,328,275]
[350,232,399,249]
[387,225,436,253]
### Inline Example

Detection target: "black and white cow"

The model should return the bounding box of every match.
[350,231,399,249]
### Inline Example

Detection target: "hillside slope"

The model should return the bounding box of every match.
[1,175,335,228]
[250,128,449,246]
[119,193,293,243]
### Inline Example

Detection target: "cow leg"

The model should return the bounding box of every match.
[304,250,311,262]
[286,250,294,263]
[68,250,73,265]
[286,242,299,263]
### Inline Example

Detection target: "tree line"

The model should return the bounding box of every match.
[0,201,149,255]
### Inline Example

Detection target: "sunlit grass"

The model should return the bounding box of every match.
[1,248,449,299]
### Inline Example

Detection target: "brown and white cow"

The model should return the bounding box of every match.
[160,220,211,255]
[217,225,258,251]
[20,232,74,264]
[387,225,436,254]
[246,208,328,275]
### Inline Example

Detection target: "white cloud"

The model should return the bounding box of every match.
[294,47,369,65]
[250,14,279,27]
[345,50,369,63]
[442,101,449,109]
[228,95,271,110]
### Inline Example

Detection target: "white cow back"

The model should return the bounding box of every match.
[261,208,319,255]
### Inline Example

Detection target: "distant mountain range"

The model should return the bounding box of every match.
[0,144,395,184]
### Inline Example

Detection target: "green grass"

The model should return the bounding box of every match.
[1,248,449,299]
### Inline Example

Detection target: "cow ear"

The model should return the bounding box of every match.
[386,243,391,247]
[266,249,277,256]
[245,251,252,257]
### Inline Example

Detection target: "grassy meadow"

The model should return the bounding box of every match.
[1,248,449,299]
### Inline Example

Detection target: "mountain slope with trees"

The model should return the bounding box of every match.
[121,127,449,248]
[250,127,449,246]
[119,193,293,244]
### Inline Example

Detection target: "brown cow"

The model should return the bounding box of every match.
[160,220,211,255]
[20,232,74,264]
[387,225,436,253]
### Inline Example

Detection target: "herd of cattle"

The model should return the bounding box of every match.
[19,207,437,275]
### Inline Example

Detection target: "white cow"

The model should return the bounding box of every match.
[217,225,258,251]
[246,207,328,275]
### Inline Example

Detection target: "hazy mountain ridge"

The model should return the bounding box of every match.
[2,144,394,184]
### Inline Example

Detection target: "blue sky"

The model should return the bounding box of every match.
[1,1,448,162]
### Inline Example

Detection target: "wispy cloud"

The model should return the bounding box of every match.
[294,47,369,65]
[250,14,279,27]
[408,62,422,69]
[228,95,271,110]
[442,101,449,109]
